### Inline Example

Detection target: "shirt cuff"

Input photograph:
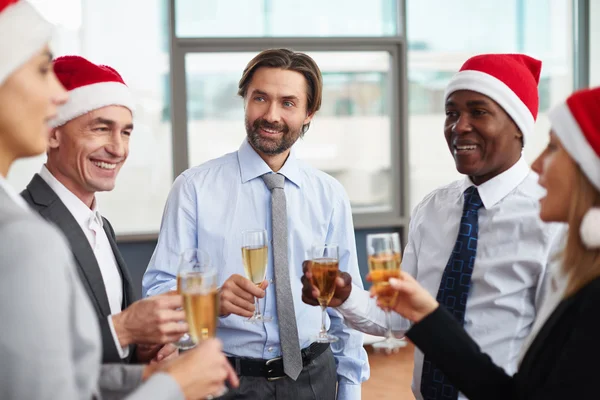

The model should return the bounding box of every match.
[337,381,361,400]
[108,315,130,359]
[338,284,370,315]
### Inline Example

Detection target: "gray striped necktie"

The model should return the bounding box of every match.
[261,173,302,380]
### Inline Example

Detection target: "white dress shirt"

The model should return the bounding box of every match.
[39,165,128,358]
[338,157,566,400]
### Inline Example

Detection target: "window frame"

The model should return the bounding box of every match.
[166,0,410,233]
[117,0,590,241]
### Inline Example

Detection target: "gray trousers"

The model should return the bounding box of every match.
[221,347,337,400]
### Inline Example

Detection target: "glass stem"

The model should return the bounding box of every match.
[254,296,261,318]
[320,305,327,335]
[385,310,394,340]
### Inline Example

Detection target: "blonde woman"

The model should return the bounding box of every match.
[382,86,600,399]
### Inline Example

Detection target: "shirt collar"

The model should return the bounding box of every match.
[39,165,104,229]
[237,138,303,188]
[0,174,29,210]
[460,157,531,209]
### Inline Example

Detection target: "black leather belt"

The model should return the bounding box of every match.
[227,342,329,381]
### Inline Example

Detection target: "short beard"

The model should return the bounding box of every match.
[245,116,301,155]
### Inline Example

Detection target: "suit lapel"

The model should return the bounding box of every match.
[25,175,113,317]
[102,220,137,306]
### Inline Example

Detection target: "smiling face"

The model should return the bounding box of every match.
[444,90,523,185]
[244,67,313,158]
[531,131,578,222]
[46,105,133,206]
[0,46,67,175]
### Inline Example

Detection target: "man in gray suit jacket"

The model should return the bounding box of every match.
[21,55,187,364]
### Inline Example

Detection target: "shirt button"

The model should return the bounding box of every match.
[268,347,274,352]
[269,279,274,284]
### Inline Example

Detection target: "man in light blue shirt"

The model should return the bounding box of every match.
[143,48,369,399]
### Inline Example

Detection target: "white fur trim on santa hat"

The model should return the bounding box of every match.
[0,1,53,85]
[549,102,600,193]
[51,81,135,128]
[580,208,600,249]
[444,70,535,141]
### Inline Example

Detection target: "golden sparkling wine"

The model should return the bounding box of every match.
[369,253,402,308]
[242,245,268,285]
[183,289,218,343]
[310,258,339,307]
[176,274,182,294]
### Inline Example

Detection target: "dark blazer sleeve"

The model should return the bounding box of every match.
[407,286,600,400]
[523,287,600,399]
[406,306,516,400]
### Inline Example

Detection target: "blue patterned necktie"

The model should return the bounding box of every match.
[420,186,484,400]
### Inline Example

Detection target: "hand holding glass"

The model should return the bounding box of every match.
[367,233,407,352]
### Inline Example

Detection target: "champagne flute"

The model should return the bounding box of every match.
[310,243,340,343]
[179,253,218,344]
[173,248,211,350]
[367,233,407,352]
[179,252,226,398]
[241,229,272,323]
[390,233,408,348]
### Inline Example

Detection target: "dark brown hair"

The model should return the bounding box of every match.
[238,48,323,134]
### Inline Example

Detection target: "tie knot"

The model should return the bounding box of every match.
[463,186,483,212]
[261,173,285,190]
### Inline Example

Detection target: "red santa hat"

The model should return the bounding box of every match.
[445,53,542,142]
[549,86,600,249]
[51,55,135,128]
[0,0,53,85]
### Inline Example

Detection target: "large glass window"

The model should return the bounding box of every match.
[175,0,399,38]
[591,0,600,86]
[10,0,172,235]
[406,0,574,211]
[184,51,394,211]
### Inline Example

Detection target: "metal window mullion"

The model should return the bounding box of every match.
[573,0,590,89]
[173,36,405,52]
[168,0,190,180]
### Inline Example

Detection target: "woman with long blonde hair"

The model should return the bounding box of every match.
[383,86,600,400]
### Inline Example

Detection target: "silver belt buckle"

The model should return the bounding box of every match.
[265,356,285,381]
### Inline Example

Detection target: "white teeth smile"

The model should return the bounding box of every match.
[262,128,281,134]
[92,161,117,170]
[455,145,477,151]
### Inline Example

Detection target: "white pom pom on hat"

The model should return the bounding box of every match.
[580,208,600,249]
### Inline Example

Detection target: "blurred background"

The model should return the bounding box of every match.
[11,0,596,297]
